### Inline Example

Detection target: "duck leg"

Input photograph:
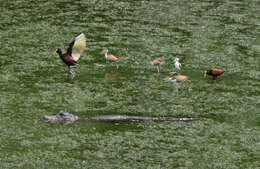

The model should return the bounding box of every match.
[68,65,77,80]
[157,65,160,73]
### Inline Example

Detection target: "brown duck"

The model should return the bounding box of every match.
[168,72,188,82]
[102,48,121,63]
[151,57,164,73]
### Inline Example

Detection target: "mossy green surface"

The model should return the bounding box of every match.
[0,0,260,168]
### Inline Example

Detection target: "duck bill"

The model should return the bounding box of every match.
[43,115,58,122]
[53,49,58,57]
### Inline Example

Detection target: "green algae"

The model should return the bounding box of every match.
[0,0,260,168]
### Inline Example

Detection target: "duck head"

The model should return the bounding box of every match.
[101,48,109,55]
[54,48,63,57]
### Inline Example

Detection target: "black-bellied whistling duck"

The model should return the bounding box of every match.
[102,49,120,63]
[55,33,86,79]
[151,57,164,73]
[204,68,224,80]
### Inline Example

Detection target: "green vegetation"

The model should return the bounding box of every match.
[0,0,259,168]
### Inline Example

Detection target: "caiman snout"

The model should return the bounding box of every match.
[43,112,79,122]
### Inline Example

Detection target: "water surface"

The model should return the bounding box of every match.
[0,0,260,168]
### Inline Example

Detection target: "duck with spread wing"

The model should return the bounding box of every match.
[55,33,86,79]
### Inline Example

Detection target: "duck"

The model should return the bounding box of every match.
[151,57,164,73]
[174,57,181,71]
[55,33,86,79]
[204,68,224,80]
[168,72,188,83]
[102,48,120,63]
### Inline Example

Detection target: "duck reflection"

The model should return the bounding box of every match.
[105,71,120,81]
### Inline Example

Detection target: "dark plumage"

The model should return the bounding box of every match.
[204,68,224,79]
[55,33,86,79]
[56,48,77,66]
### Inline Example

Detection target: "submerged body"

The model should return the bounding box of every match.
[43,112,193,123]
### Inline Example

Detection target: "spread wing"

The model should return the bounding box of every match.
[67,33,86,61]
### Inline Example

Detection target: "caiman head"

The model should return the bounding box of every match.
[43,112,79,122]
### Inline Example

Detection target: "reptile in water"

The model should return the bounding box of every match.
[43,112,193,123]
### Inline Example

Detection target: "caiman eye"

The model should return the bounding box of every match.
[59,112,65,116]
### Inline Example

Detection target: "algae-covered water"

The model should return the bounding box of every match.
[1,0,260,168]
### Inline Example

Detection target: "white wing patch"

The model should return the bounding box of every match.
[72,33,86,61]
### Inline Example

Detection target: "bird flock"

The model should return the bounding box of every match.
[55,33,224,82]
